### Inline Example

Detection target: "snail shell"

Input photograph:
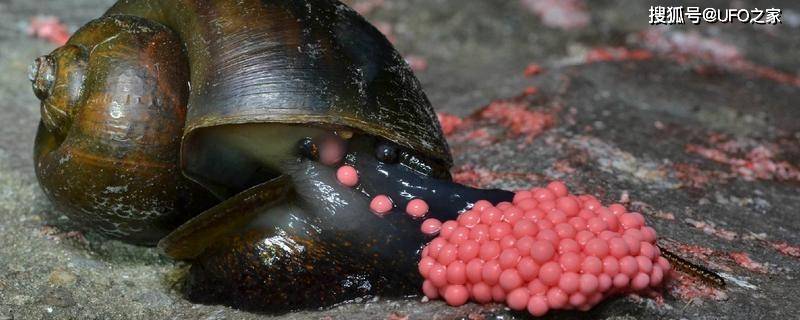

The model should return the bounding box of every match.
[32,0,452,243]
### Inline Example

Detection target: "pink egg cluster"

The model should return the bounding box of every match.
[417,181,671,316]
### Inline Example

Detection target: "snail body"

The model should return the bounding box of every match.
[31,0,514,313]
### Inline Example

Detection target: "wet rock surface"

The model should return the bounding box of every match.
[1,0,799,319]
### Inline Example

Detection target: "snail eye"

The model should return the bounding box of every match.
[375,142,399,163]
[298,137,319,160]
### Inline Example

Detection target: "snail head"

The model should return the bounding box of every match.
[30,44,89,138]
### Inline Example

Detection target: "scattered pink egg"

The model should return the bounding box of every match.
[369,194,393,215]
[406,198,429,218]
[336,165,359,187]
[420,218,442,235]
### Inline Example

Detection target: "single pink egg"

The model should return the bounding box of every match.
[481,207,504,224]
[513,191,533,203]
[536,220,555,232]
[499,248,521,269]
[575,230,595,245]
[581,256,603,275]
[427,238,447,258]
[516,236,535,256]
[587,217,608,234]
[623,235,641,255]
[428,264,447,287]
[499,269,523,291]
[369,195,393,215]
[449,227,470,245]
[517,257,540,281]
[598,211,620,231]
[525,208,547,222]
[559,252,582,272]
[469,224,490,241]
[608,237,630,258]
[506,288,530,311]
[546,181,569,197]
[545,287,568,309]
[499,235,517,249]
[517,198,538,210]
[583,199,602,211]
[558,272,580,294]
[640,226,657,243]
[554,223,576,239]
[598,230,617,241]
[422,280,439,299]
[466,259,484,283]
[619,213,642,229]
[569,217,588,231]
[418,256,436,277]
[471,282,492,303]
[650,265,664,287]
[489,222,512,240]
[558,238,581,254]
[619,256,639,276]
[609,203,627,215]
[405,198,429,218]
[491,285,507,302]
[457,240,480,261]
[473,200,493,212]
[481,260,502,285]
[639,242,656,259]
[556,196,579,216]
[598,273,613,292]
[444,285,469,306]
[631,273,650,291]
[636,255,654,274]
[579,274,599,294]
[503,207,524,223]
[527,279,548,295]
[437,244,458,266]
[538,200,556,213]
[569,292,587,307]
[421,218,442,235]
[446,260,467,285]
[479,241,501,260]
[532,187,556,202]
[584,238,609,258]
[440,220,459,238]
[527,295,550,316]
[458,210,480,227]
[624,228,643,241]
[657,256,671,272]
[530,240,555,263]
[536,229,559,244]
[602,256,620,276]
[539,262,563,286]
[612,273,630,289]
[497,201,512,210]
[336,165,359,187]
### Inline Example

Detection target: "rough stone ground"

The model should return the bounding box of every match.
[1,0,799,319]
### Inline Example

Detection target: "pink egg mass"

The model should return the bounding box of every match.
[418,181,671,317]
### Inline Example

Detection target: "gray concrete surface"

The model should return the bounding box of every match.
[2,0,800,319]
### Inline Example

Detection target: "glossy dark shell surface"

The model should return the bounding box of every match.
[106,0,453,173]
